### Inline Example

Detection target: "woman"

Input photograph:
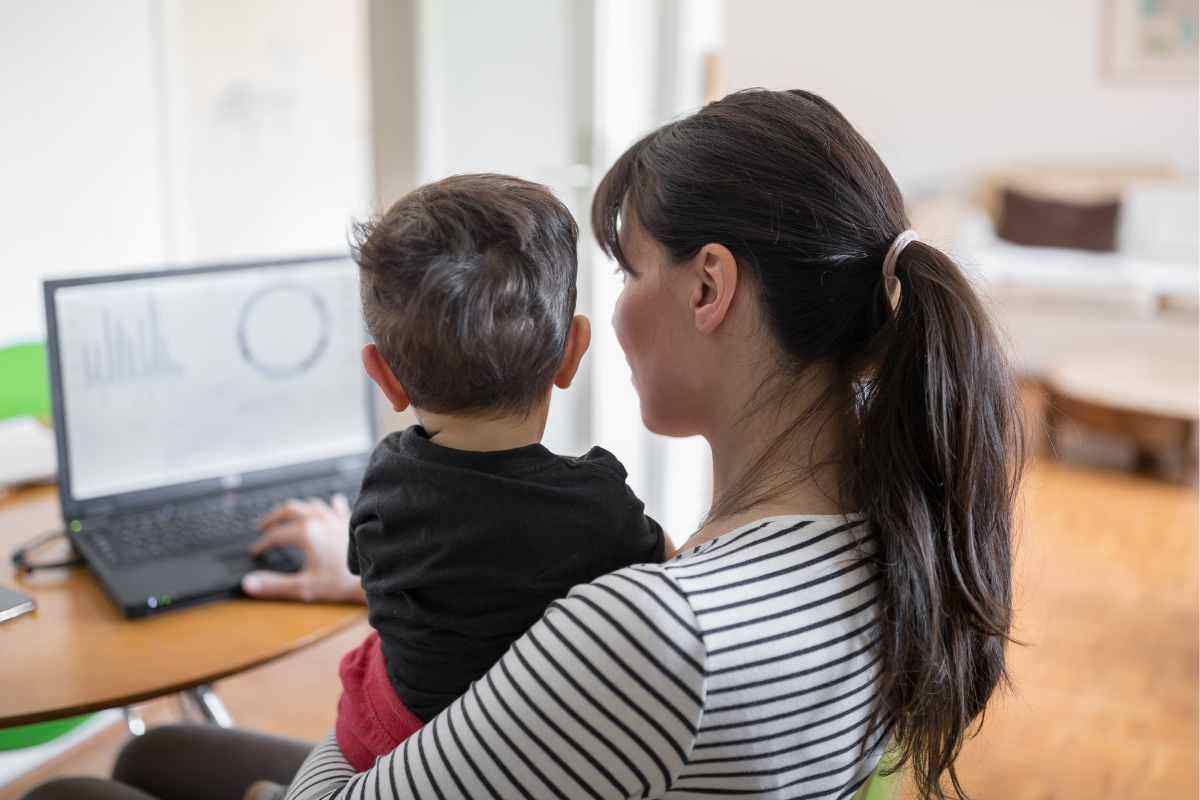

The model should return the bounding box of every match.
[28,89,1022,800]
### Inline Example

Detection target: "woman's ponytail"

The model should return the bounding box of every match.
[851,240,1025,798]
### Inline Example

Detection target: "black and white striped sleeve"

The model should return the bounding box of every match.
[284,564,707,800]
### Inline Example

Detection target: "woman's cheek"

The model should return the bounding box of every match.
[612,286,639,366]
[613,285,665,429]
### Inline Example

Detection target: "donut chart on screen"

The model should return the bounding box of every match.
[236,282,331,379]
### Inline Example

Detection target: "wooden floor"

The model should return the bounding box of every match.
[4,460,1197,800]
[946,460,1198,799]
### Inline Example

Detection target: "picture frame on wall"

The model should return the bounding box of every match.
[1102,0,1199,82]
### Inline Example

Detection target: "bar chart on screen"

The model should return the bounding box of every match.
[80,297,183,387]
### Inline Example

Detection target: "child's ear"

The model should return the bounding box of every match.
[361,344,410,412]
[553,315,591,390]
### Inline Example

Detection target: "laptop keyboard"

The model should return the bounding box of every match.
[79,476,360,569]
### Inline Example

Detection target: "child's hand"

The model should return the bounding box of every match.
[242,495,366,605]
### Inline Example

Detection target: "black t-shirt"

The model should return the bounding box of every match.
[348,425,666,721]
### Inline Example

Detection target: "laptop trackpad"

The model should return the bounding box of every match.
[216,547,304,576]
[116,555,240,608]
[217,549,256,577]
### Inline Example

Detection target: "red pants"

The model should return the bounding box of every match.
[335,632,425,771]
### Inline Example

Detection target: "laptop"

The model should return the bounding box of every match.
[43,255,377,618]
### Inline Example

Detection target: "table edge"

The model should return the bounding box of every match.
[1,606,365,727]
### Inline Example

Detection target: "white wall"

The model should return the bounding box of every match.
[0,1,168,342]
[0,0,372,345]
[160,0,373,262]
[722,0,1199,196]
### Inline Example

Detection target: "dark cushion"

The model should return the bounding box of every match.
[998,188,1120,252]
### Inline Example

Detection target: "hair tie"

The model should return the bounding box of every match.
[882,229,919,310]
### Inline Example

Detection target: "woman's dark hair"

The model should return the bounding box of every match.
[593,89,1024,799]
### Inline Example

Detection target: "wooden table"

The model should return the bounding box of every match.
[1047,353,1199,484]
[0,485,365,727]
[989,298,1199,482]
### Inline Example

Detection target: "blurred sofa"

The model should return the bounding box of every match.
[913,164,1199,316]
[910,166,1199,476]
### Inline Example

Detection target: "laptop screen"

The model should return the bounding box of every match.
[50,258,373,502]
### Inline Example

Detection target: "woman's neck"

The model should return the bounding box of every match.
[689,366,849,550]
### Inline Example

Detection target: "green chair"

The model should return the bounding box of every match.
[0,716,95,752]
[0,341,95,751]
[0,342,52,422]
[853,749,902,800]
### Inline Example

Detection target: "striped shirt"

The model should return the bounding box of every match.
[285,514,887,800]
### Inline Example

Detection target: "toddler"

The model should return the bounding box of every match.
[335,174,667,770]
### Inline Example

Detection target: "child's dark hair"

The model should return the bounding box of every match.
[352,173,578,416]
[593,89,1024,799]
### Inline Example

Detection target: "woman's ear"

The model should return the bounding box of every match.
[361,343,410,412]
[553,315,591,389]
[690,243,738,334]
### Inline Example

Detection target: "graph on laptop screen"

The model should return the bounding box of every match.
[53,260,371,500]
